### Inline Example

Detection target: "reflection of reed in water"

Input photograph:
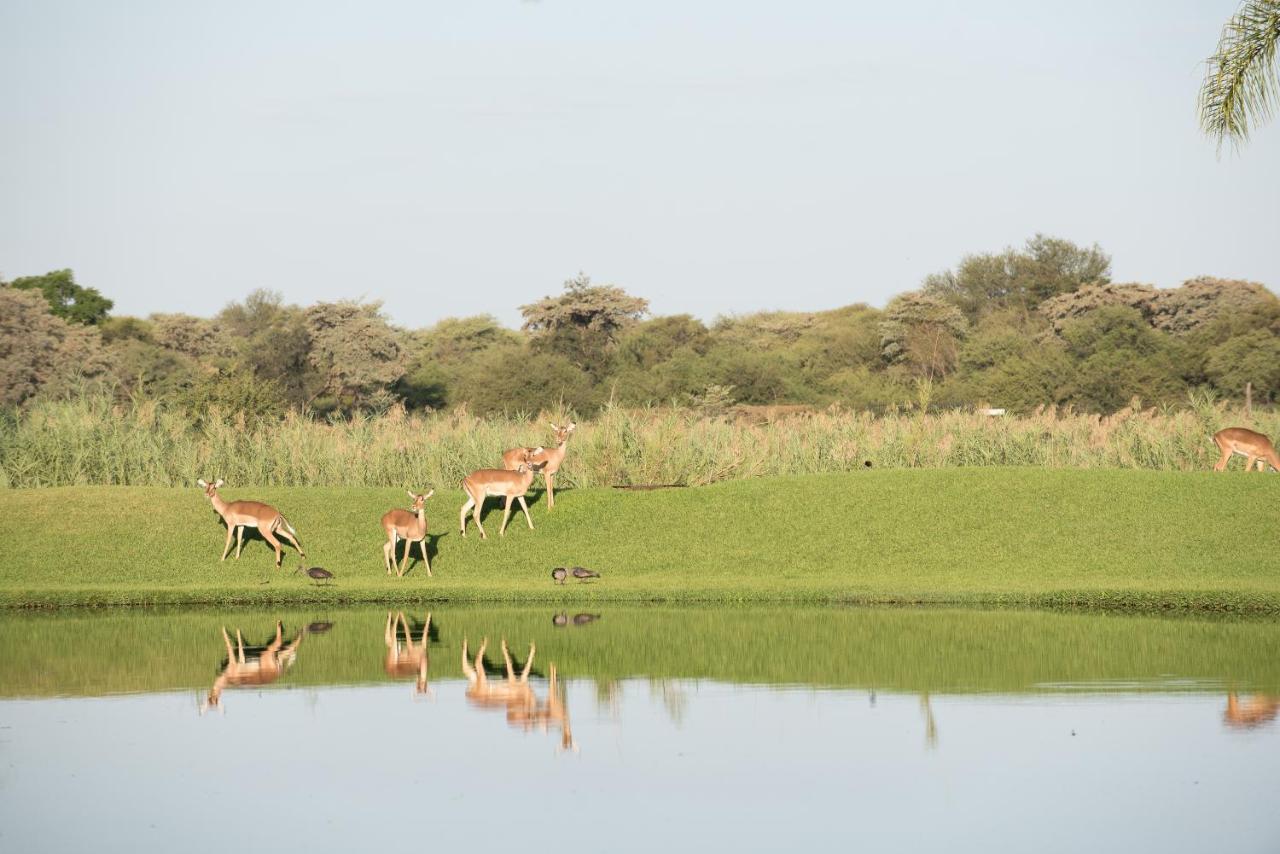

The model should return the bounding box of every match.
[203,621,303,713]
[1224,693,1280,729]
[461,637,575,751]
[919,693,938,749]
[649,679,688,725]
[384,612,433,697]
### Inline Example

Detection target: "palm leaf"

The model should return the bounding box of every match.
[1198,0,1280,150]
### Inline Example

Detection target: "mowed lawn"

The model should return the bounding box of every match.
[0,469,1277,610]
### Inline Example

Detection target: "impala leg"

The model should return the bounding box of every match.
[420,539,432,577]
[221,626,234,660]
[461,637,475,681]
[221,525,235,561]
[473,497,487,539]
[499,496,514,537]
[521,642,536,681]
[236,629,246,664]
[475,638,489,688]
[385,612,395,645]
[261,527,284,567]
[399,538,411,576]
[421,613,431,645]
[1245,455,1258,473]
[234,525,245,559]
[545,472,555,511]
[384,536,394,574]
[276,526,303,557]
[517,495,535,530]
[460,498,473,536]
[1213,445,1232,471]
[502,639,514,681]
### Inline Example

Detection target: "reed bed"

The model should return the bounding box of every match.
[0,395,1274,488]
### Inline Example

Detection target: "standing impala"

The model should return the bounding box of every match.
[1212,427,1280,472]
[203,621,304,712]
[460,450,544,539]
[384,611,432,695]
[197,478,305,567]
[502,421,576,510]
[381,490,434,577]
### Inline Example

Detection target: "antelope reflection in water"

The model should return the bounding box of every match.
[203,621,304,712]
[1224,693,1280,729]
[385,611,433,696]
[461,637,575,751]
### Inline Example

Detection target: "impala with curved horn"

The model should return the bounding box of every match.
[502,421,576,510]
[197,478,305,567]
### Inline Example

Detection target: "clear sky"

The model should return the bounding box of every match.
[2,0,1277,328]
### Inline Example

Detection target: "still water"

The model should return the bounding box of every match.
[1,607,1277,853]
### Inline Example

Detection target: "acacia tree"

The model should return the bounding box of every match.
[1199,0,1280,149]
[0,288,108,406]
[6,269,113,325]
[305,300,407,410]
[520,273,649,373]
[879,292,969,380]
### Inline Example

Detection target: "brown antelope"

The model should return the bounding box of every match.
[459,451,545,538]
[197,478,305,567]
[1224,693,1280,729]
[384,611,432,695]
[1212,427,1280,472]
[461,637,576,750]
[507,662,576,752]
[502,421,576,510]
[381,490,434,577]
[203,621,303,711]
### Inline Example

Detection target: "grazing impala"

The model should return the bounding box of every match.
[459,451,544,539]
[197,478,305,567]
[503,421,576,510]
[384,611,432,695]
[1224,693,1280,728]
[203,621,304,711]
[1212,427,1280,472]
[381,490,434,577]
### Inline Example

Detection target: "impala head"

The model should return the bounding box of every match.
[406,489,435,510]
[196,478,225,498]
[549,422,577,444]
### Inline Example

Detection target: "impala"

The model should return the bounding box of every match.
[384,611,432,695]
[502,421,576,510]
[197,478,305,567]
[1224,693,1280,729]
[1212,427,1280,472]
[462,637,537,711]
[381,490,434,577]
[203,621,303,712]
[459,451,544,539]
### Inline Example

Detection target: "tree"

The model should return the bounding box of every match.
[6,269,113,325]
[0,288,108,406]
[923,234,1111,320]
[1205,330,1280,402]
[1058,306,1183,411]
[879,292,969,380]
[520,273,649,372]
[305,300,407,409]
[1199,0,1280,149]
[217,291,317,406]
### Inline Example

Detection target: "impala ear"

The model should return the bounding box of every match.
[197,479,208,488]
[407,490,416,499]
[424,489,434,499]
[568,421,576,430]
[214,479,225,488]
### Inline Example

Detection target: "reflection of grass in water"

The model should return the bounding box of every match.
[2,605,1280,698]
[1,469,1280,611]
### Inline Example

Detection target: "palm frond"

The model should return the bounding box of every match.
[1198,0,1280,150]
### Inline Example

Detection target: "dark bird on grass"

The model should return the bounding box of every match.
[295,566,334,586]
[307,621,334,634]
[571,567,599,582]
[552,612,569,627]
[572,613,600,626]
[552,567,568,584]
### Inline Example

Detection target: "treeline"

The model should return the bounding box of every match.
[3,234,1279,417]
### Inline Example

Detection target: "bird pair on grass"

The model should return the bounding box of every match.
[552,567,600,584]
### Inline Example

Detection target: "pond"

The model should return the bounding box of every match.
[1,606,1278,853]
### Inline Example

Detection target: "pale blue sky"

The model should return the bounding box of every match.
[2,0,1277,328]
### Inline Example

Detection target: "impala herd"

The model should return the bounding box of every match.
[198,421,577,576]
[198,420,1280,576]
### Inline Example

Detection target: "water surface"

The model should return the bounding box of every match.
[1,606,1277,852]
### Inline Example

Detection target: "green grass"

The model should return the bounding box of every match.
[2,468,1278,611]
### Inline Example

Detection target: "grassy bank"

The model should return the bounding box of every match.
[1,469,1278,610]
[3,395,1276,488]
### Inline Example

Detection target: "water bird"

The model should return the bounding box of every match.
[552,612,569,627]
[295,565,334,586]
[572,613,600,626]
[571,567,599,582]
[552,567,568,584]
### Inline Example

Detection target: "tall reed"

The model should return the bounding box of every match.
[0,395,1273,488]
